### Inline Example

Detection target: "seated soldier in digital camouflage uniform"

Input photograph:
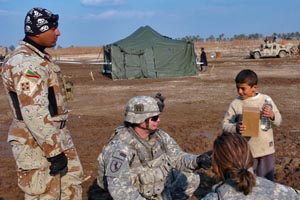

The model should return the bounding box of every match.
[96,94,212,200]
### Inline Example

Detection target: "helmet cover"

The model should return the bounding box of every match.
[124,96,160,124]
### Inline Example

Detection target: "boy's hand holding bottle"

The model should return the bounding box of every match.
[262,103,275,120]
[261,98,274,131]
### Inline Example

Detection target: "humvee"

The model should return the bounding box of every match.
[249,37,289,59]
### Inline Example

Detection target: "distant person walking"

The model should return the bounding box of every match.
[200,47,208,72]
[1,7,83,199]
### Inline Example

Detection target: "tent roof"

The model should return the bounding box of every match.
[111,25,187,49]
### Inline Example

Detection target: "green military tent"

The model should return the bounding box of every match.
[103,25,198,80]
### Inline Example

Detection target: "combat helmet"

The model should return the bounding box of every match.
[124,93,165,124]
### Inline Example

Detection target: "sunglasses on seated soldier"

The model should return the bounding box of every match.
[150,115,159,122]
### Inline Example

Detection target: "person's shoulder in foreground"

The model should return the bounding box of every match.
[201,131,299,200]
[202,176,300,200]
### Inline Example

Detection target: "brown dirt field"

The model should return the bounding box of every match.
[1,41,300,199]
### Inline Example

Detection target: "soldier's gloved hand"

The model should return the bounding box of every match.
[47,152,68,176]
[196,151,212,170]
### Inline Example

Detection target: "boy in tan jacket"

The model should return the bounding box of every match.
[222,69,282,181]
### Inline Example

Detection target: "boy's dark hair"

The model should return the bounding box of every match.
[235,69,258,87]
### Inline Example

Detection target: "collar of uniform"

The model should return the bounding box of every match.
[23,36,46,52]
[19,40,51,60]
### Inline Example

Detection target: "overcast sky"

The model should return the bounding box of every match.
[0,0,299,47]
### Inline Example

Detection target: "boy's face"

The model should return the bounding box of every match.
[236,83,257,100]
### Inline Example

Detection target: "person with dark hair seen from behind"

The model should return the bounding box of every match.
[201,131,300,199]
[222,69,282,181]
[95,93,212,200]
[200,47,208,72]
[1,8,83,199]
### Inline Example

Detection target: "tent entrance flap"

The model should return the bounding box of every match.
[143,48,157,78]
[124,53,145,79]
[123,48,157,79]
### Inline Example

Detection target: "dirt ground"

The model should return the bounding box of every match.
[1,43,300,199]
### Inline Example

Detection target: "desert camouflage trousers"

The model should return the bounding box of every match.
[11,140,83,200]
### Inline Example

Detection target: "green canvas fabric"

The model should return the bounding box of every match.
[105,25,198,80]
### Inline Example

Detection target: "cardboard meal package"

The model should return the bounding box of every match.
[242,107,260,137]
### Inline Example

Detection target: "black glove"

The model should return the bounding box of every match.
[196,151,212,170]
[47,152,68,176]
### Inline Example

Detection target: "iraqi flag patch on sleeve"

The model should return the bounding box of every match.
[25,70,41,79]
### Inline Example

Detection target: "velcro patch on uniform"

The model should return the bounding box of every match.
[25,70,41,79]
[112,151,126,161]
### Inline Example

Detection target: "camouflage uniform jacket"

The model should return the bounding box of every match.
[222,93,282,158]
[97,126,199,200]
[202,176,300,200]
[1,41,74,160]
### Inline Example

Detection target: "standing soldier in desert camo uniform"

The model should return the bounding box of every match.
[96,94,212,200]
[1,7,83,199]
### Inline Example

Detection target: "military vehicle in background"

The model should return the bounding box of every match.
[249,36,290,59]
[0,46,8,61]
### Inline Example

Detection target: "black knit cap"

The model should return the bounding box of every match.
[24,7,59,36]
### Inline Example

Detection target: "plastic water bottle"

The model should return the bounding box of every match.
[261,98,272,131]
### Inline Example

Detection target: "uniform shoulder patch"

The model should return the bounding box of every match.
[106,151,128,177]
